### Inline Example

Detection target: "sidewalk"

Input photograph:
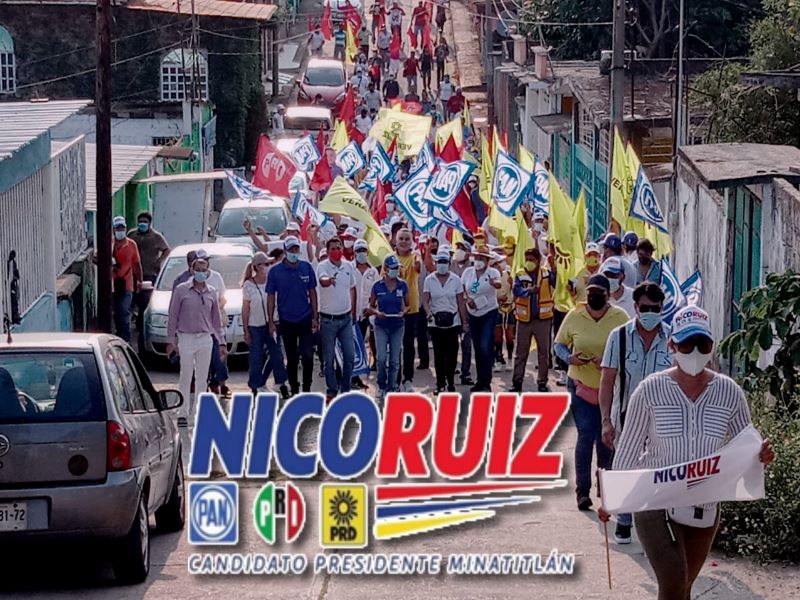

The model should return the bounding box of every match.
[446,0,488,129]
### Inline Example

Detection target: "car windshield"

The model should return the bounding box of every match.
[157,255,252,291]
[305,67,344,87]
[284,115,332,131]
[216,206,288,237]
[0,352,105,423]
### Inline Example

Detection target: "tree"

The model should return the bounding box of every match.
[691,0,800,147]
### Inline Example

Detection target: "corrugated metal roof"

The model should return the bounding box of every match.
[78,143,162,212]
[0,99,90,161]
[138,170,229,183]
[126,0,277,21]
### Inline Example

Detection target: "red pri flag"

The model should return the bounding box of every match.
[438,134,462,162]
[252,135,297,198]
[348,124,366,147]
[338,86,357,125]
[321,5,333,40]
[453,188,479,233]
[299,208,312,242]
[310,149,333,192]
[407,21,417,49]
[371,180,389,223]
[316,122,326,155]
[343,0,363,33]
[390,30,402,55]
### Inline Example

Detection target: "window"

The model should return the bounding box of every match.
[111,347,146,412]
[0,26,15,94]
[152,136,181,146]
[579,106,594,150]
[156,254,252,291]
[123,347,158,411]
[598,128,610,164]
[160,49,208,102]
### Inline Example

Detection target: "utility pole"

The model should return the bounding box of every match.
[484,0,494,124]
[95,0,112,333]
[676,0,686,147]
[610,0,626,139]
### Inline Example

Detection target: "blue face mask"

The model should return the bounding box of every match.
[638,311,662,331]
[387,268,399,279]
[436,263,449,275]
[286,252,300,263]
[356,252,369,264]
[114,230,126,241]
[137,222,149,233]
[193,271,208,283]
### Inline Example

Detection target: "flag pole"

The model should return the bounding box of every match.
[597,468,612,590]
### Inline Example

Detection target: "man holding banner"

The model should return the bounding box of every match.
[600,306,775,600]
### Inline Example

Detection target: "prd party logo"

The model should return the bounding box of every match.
[188,391,569,544]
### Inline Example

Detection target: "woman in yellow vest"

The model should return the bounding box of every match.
[511,247,556,392]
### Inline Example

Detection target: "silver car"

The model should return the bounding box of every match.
[0,333,185,584]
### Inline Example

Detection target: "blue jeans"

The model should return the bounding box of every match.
[113,289,133,343]
[469,309,498,388]
[568,378,613,497]
[375,324,404,392]
[320,314,354,396]
[248,325,287,391]
[209,335,229,385]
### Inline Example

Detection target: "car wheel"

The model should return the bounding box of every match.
[155,459,186,532]
[112,493,150,585]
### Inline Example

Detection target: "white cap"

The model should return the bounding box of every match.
[434,250,451,262]
[600,256,624,275]
[354,239,368,251]
[283,236,301,250]
[671,306,713,343]
[585,242,601,255]
[113,215,126,228]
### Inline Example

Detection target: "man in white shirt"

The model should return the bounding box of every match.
[271,104,285,135]
[354,108,373,136]
[308,26,325,56]
[438,74,455,117]
[364,82,382,112]
[316,237,358,400]
[601,257,636,319]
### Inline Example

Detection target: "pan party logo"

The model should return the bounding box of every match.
[320,484,368,548]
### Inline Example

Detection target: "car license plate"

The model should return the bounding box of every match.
[0,501,27,531]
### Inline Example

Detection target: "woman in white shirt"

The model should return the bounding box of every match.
[423,250,468,393]
[602,306,774,600]
[242,252,289,399]
[461,249,501,392]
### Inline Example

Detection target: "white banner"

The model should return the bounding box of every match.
[600,426,764,514]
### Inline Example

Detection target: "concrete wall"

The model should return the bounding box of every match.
[14,293,56,333]
[51,114,185,147]
[762,178,800,273]
[522,84,553,164]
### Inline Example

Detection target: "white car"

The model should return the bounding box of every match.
[324,0,363,22]
[213,196,292,249]
[143,243,254,358]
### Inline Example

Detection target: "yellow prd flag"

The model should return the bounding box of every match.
[345,22,357,67]
[463,150,479,167]
[488,200,516,242]
[510,208,534,276]
[574,187,587,247]
[518,145,535,171]
[610,127,630,230]
[319,177,393,263]
[463,101,472,129]
[478,132,493,205]
[331,119,349,152]
[549,176,584,310]
[492,127,505,160]
[435,118,463,153]
[369,108,431,158]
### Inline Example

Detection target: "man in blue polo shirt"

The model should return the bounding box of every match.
[267,236,319,395]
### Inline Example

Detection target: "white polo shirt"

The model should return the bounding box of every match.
[423,272,463,327]
[316,259,357,315]
[353,263,381,318]
[461,266,500,317]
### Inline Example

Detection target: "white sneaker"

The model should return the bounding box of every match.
[401,380,413,392]
[557,370,568,386]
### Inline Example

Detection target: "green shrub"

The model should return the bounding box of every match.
[714,393,800,563]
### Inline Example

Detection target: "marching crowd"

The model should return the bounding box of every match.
[106,2,778,598]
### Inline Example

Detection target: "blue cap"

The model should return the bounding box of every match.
[603,233,622,252]
[384,255,399,269]
[623,232,639,247]
[671,307,713,343]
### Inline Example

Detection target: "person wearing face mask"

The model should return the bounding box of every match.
[598,282,671,545]
[462,249,502,392]
[600,256,636,319]
[341,228,358,262]
[127,211,169,352]
[242,252,290,400]
[381,197,398,226]
[633,238,663,285]
[167,256,225,426]
[423,250,468,393]
[111,216,142,344]
[450,239,475,385]
[395,228,424,390]
[367,255,409,402]
[571,242,602,304]
[267,236,319,396]
[492,250,515,371]
[622,232,639,263]
[511,247,555,393]
[601,233,637,286]
[602,306,775,599]
[317,237,358,401]
[352,239,380,386]
[554,274,629,510]
[532,210,549,257]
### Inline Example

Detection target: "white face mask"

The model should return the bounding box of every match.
[533,222,543,233]
[344,240,355,249]
[474,259,486,271]
[608,279,621,293]
[454,249,466,262]
[674,348,713,376]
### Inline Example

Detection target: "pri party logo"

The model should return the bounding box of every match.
[187,391,569,547]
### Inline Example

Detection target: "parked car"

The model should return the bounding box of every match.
[214,197,291,247]
[0,333,184,584]
[324,0,363,22]
[144,243,254,358]
[296,59,346,108]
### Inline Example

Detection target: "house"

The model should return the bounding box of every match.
[671,143,800,342]
[0,0,277,168]
[0,100,90,333]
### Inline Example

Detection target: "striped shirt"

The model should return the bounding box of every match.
[612,372,752,512]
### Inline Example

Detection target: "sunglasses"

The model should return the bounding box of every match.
[637,304,662,313]
[675,335,713,354]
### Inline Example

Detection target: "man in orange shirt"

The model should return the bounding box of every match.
[112,216,143,343]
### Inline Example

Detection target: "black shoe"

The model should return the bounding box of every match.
[279,384,291,401]
[221,385,231,399]
[416,363,429,370]
[460,376,474,386]
[614,523,632,545]
[577,495,593,511]
[447,384,456,392]
[470,384,491,393]
[509,385,522,393]
[538,383,551,392]
[434,386,445,395]
[302,385,311,393]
